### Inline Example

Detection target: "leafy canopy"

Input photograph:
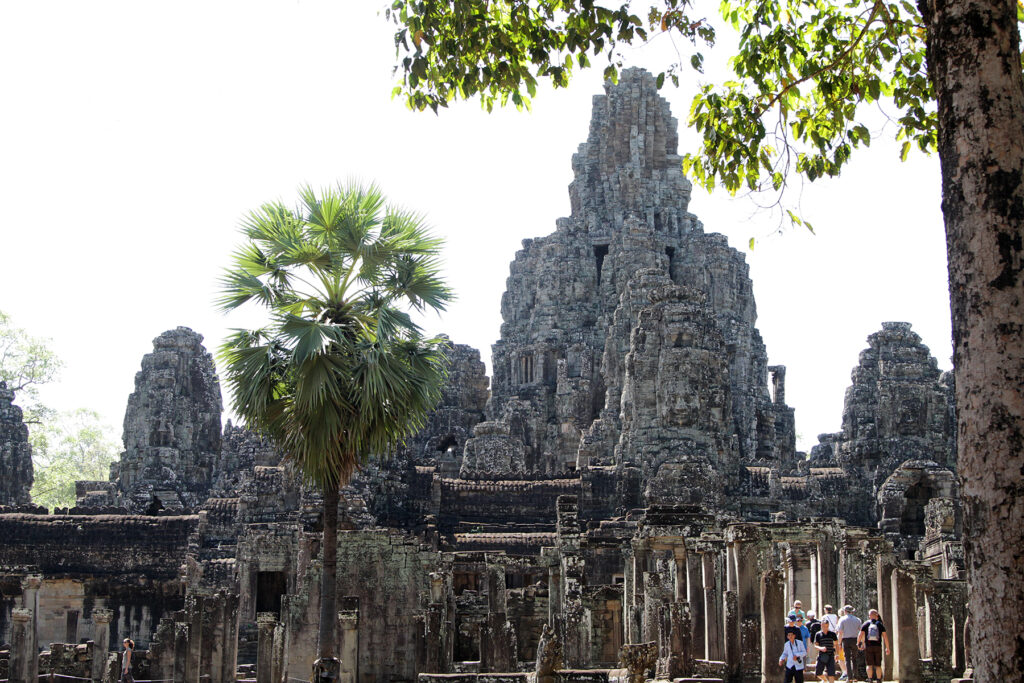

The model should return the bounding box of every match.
[30,409,119,511]
[389,0,1024,212]
[217,183,454,490]
[0,310,62,422]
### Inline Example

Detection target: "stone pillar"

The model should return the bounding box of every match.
[809,546,820,613]
[622,546,635,643]
[10,608,34,683]
[666,601,692,679]
[173,619,189,683]
[338,610,358,683]
[643,572,663,645]
[877,552,897,678]
[185,596,203,683]
[892,568,921,682]
[686,551,706,660]
[673,547,687,602]
[925,586,954,678]
[817,536,838,610]
[731,528,763,682]
[760,570,784,683]
[272,622,286,683]
[257,612,277,683]
[560,554,585,669]
[91,608,113,683]
[549,563,563,627]
[21,576,41,683]
[723,590,740,678]
[702,550,723,661]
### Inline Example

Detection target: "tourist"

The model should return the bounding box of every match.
[121,638,135,683]
[791,599,807,621]
[856,609,890,683]
[813,618,839,682]
[779,626,808,683]
[836,605,862,681]
[821,604,840,632]
[796,616,811,653]
[807,611,822,645]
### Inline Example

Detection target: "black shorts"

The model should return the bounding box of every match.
[865,643,883,667]
[816,654,836,676]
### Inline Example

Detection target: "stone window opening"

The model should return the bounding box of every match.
[901,481,936,537]
[255,570,287,617]
[665,246,675,275]
[594,244,609,285]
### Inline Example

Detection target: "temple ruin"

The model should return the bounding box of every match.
[0,70,969,683]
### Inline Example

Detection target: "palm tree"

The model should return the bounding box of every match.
[216,183,452,677]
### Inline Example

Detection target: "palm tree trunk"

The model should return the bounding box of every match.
[921,0,1024,678]
[318,484,340,661]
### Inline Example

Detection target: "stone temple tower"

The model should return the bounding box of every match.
[0,381,33,506]
[112,327,222,512]
[460,68,797,508]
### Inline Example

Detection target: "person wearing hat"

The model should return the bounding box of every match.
[836,605,863,681]
[779,625,808,682]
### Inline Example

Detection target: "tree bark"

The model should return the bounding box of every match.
[318,484,340,661]
[921,0,1024,678]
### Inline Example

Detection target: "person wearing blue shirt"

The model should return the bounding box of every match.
[779,627,808,683]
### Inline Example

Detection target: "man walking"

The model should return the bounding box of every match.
[836,605,862,681]
[821,605,840,632]
[857,609,891,683]
[813,618,839,683]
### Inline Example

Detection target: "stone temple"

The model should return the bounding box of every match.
[0,70,969,683]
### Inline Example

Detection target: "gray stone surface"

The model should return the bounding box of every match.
[0,381,33,505]
[112,327,223,513]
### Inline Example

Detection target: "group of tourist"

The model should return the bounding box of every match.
[778,601,891,683]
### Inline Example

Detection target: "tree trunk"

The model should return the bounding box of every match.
[921,0,1024,678]
[318,484,340,660]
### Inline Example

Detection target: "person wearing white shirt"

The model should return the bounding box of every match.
[779,627,808,683]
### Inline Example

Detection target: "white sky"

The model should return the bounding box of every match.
[0,1,951,452]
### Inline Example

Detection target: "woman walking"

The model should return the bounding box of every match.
[121,638,135,683]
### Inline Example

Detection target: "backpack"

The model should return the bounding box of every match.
[867,621,880,641]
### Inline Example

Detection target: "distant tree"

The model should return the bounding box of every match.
[217,183,452,677]
[29,408,119,510]
[0,310,62,423]
[389,2,1024,678]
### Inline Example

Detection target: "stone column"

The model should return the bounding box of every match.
[91,608,113,683]
[809,546,820,613]
[702,550,723,661]
[760,570,784,683]
[257,613,277,683]
[643,573,659,647]
[723,590,740,679]
[338,610,359,683]
[891,568,921,682]
[686,551,706,660]
[673,547,687,602]
[21,576,41,683]
[877,551,897,678]
[173,619,189,683]
[731,527,763,682]
[622,546,635,643]
[548,563,563,627]
[272,622,286,683]
[666,600,692,679]
[10,608,34,683]
[817,537,838,611]
[184,596,203,683]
